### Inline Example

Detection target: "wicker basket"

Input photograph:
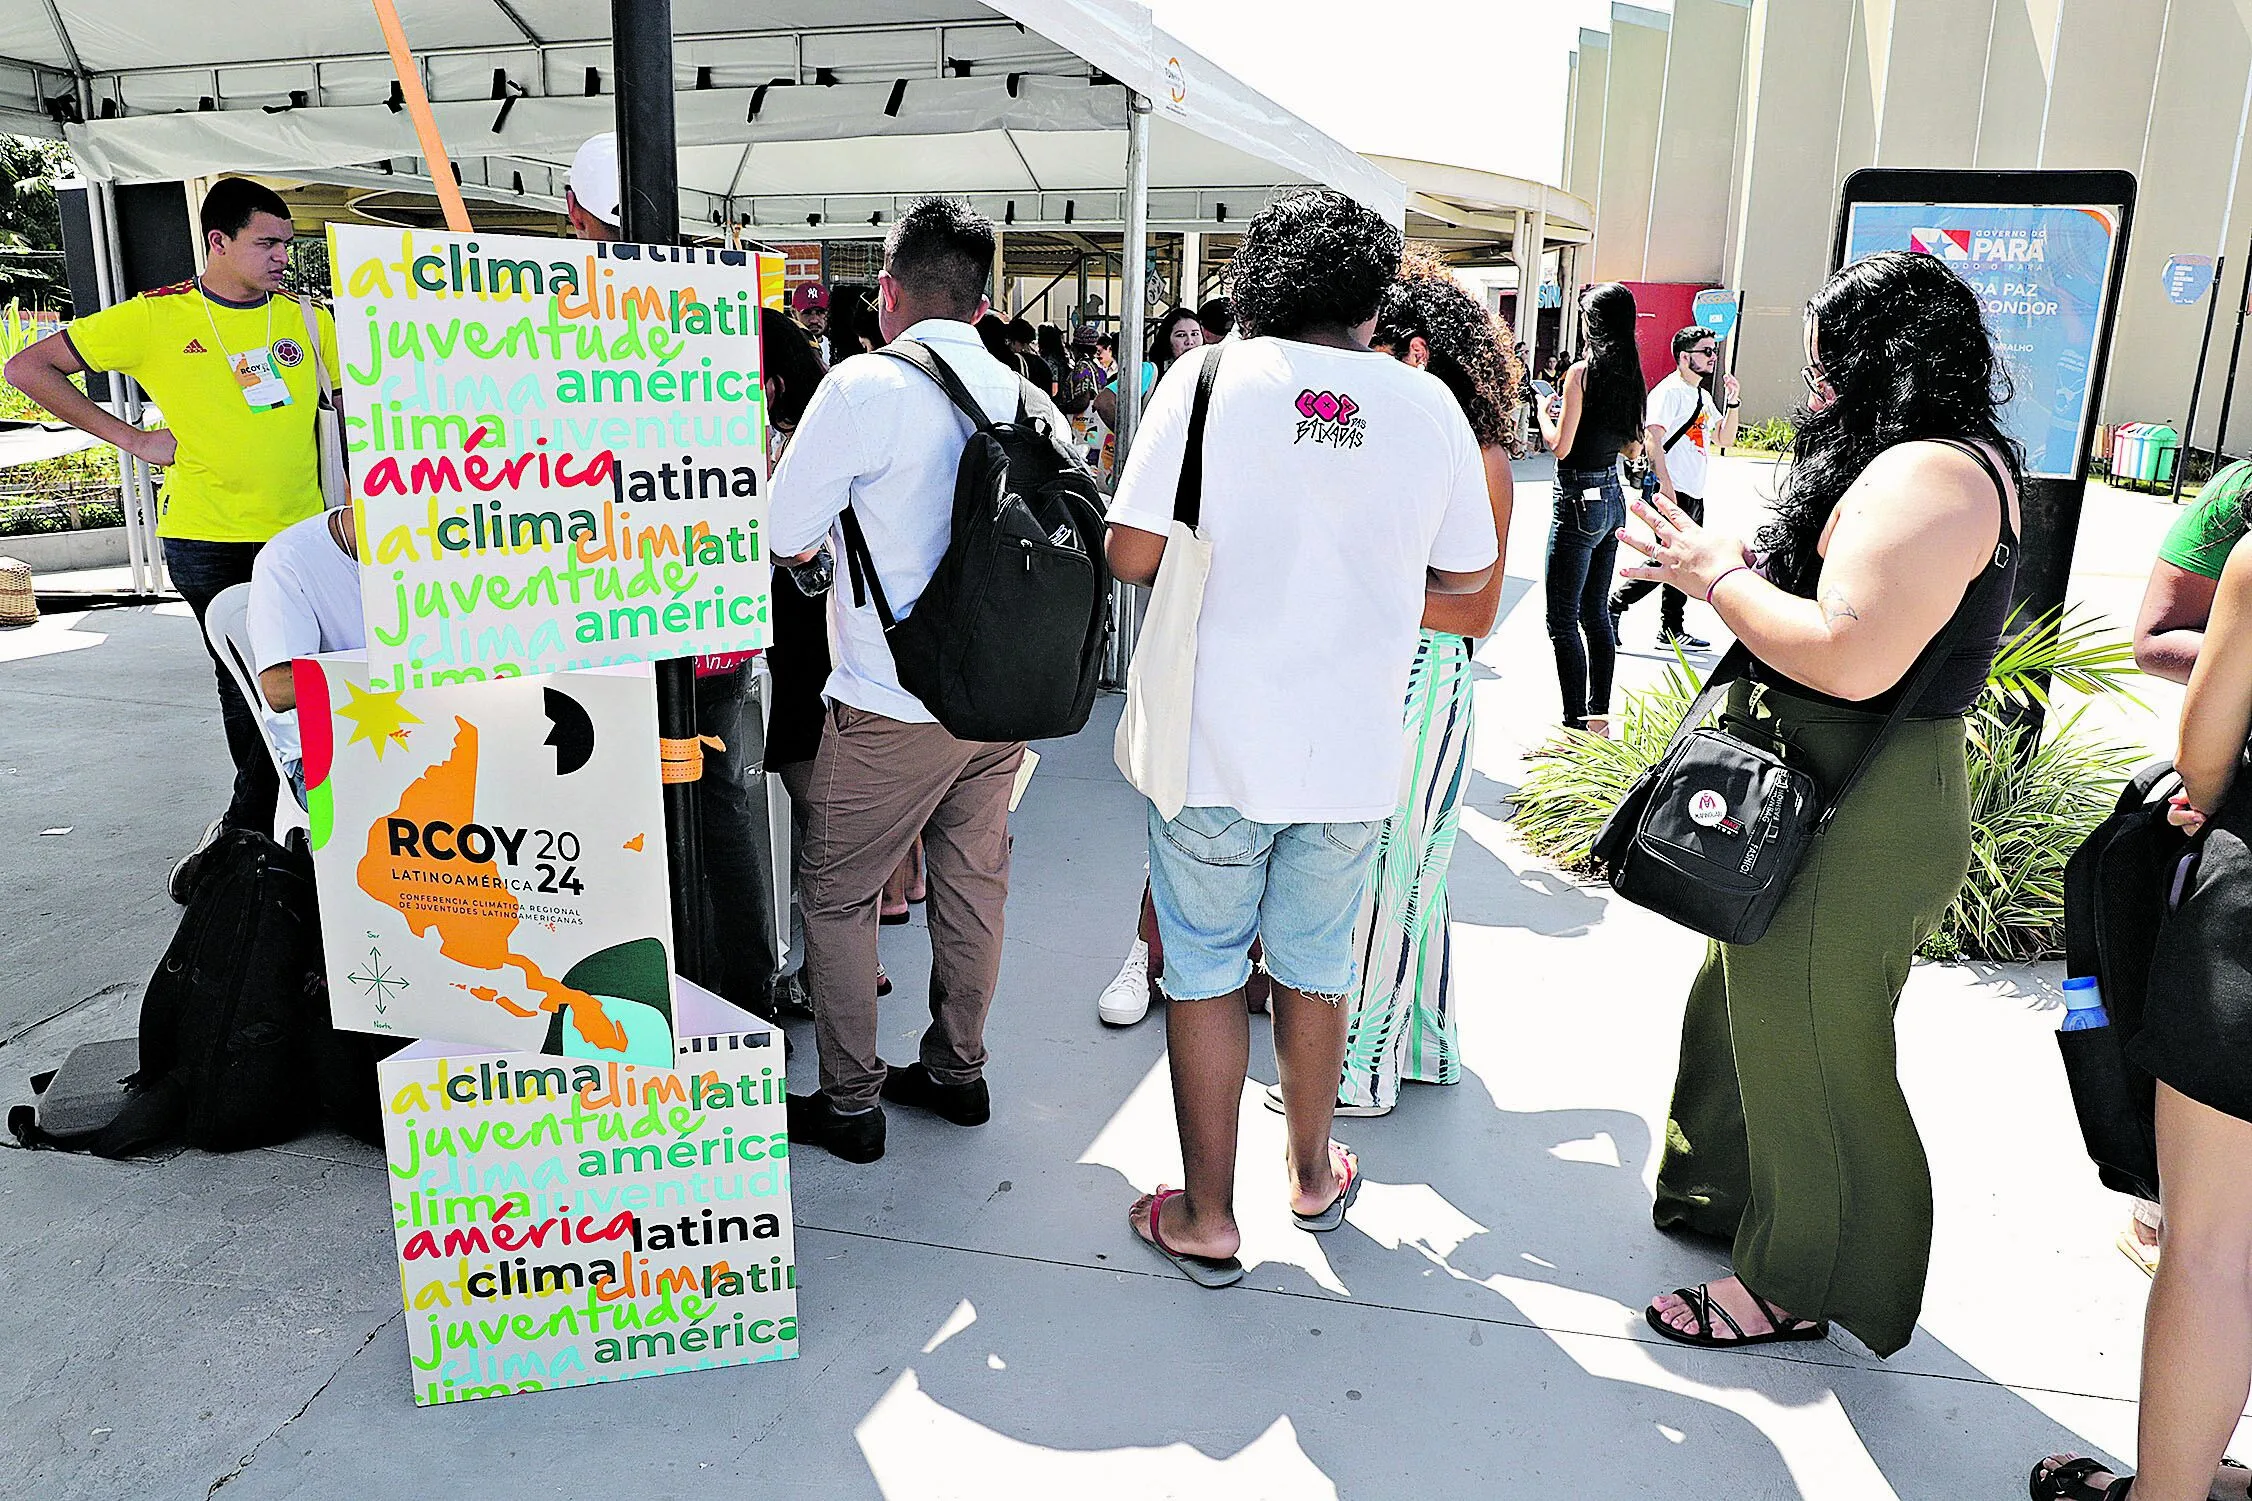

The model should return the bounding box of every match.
[0,556,35,628]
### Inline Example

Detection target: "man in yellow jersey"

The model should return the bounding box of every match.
[5,178,338,898]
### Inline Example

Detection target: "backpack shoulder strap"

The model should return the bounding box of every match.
[1174,344,1225,529]
[879,341,995,433]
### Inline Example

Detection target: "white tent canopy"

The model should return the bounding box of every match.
[0,1,1402,235]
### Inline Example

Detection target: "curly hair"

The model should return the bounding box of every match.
[1374,246,1526,454]
[1760,250,2025,595]
[1226,188,1403,339]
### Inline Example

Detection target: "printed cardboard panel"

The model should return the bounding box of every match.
[381,984,795,1404]
[297,652,675,1060]
[328,225,773,686]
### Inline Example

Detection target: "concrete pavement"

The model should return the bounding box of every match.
[0,457,2231,1500]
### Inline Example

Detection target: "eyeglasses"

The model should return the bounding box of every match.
[1800,362,1830,395]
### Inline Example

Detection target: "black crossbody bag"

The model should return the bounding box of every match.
[1591,442,2012,945]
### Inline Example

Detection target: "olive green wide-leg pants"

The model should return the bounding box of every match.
[1652,685,1972,1358]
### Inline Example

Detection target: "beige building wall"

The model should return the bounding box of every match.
[2040,0,2168,170]
[1975,0,2058,168]
[2107,0,2252,451]
[1874,0,1996,167]
[1642,0,1750,284]
[1721,0,1859,425]
[1588,0,2252,433]
[1592,4,1670,283]
[1567,30,1609,212]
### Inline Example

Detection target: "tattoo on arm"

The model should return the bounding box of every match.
[1820,594,1861,624]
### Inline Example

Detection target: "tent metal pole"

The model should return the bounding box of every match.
[1104,91,1152,689]
[612,0,712,990]
[1116,93,1152,459]
[102,181,160,595]
[87,180,152,593]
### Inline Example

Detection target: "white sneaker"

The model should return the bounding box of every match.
[1097,939,1154,1027]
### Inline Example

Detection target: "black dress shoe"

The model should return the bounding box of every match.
[881,1062,990,1126]
[786,1092,886,1162]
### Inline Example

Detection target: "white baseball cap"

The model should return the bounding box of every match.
[568,133,620,227]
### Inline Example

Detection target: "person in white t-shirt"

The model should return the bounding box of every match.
[1105,189,1498,1287]
[246,505,366,781]
[1610,325,1739,648]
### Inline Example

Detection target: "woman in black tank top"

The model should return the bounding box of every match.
[1612,251,2026,1361]
[1534,282,1646,733]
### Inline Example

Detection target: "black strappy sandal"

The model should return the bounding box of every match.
[2027,1455,2130,1500]
[1644,1282,1831,1349]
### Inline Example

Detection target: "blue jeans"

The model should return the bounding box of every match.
[1545,467,1626,727]
[163,537,277,836]
[1145,804,1380,1003]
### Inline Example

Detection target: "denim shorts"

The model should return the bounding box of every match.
[1145,804,1381,1003]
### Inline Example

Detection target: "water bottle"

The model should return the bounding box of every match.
[2060,975,2110,1031]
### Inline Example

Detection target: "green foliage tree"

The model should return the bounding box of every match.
[0,136,71,311]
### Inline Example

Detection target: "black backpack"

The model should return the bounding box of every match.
[838,340,1111,743]
[10,828,400,1156]
[2056,760,2179,1200]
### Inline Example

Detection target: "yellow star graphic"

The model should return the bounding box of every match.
[335,680,422,760]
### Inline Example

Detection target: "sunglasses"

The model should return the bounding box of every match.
[1687,347,1717,360]
[1801,362,1830,396]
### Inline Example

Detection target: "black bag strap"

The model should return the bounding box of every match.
[1172,344,1225,529]
[838,507,897,631]
[1659,438,2014,830]
[1661,398,1701,454]
[839,338,999,634]
[879,340,996,433]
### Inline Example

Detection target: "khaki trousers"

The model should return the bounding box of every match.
[799,701,1023,1111]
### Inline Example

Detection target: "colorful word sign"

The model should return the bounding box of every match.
[296,653,675,1059]
[329,226,773,687]
[380,985,797,1404]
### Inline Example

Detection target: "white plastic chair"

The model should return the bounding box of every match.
[200,582,309,837]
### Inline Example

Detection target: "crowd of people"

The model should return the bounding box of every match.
[15,142,2252,1501]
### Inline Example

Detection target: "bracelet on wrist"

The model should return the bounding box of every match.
[1705,565,1750,605]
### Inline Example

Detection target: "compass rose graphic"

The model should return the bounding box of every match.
[348,944,409,1014]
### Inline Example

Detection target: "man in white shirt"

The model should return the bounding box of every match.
[1104,189,1497,1286]
[768,196,1065,1163]
[246,505,366,777]
[1611,325,1738,648]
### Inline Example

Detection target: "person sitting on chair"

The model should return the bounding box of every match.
[246,504,365,795]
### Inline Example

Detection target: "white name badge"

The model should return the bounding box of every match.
[231,346,293,412]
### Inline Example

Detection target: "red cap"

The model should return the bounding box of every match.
[790,283,829,311]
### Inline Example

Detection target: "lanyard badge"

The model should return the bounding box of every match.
[201,292,293,412]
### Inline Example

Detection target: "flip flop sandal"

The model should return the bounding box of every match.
[1290,1143,1363,1232]
[2027,1455,2132,1501]
[1643,1282,1831,1349]
[1133,1188,1243,1289]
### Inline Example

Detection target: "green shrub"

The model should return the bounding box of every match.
[1732,417,1796,452]
[1510,606,2148,962]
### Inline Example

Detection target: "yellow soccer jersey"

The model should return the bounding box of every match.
[65,280,340,543]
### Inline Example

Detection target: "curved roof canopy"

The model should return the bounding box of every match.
[0,1,1402,236]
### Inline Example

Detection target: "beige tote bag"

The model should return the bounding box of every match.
[299,296,348,510]
[1113,347,1223,823]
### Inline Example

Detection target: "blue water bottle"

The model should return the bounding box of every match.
[2060,975,2110,1031]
